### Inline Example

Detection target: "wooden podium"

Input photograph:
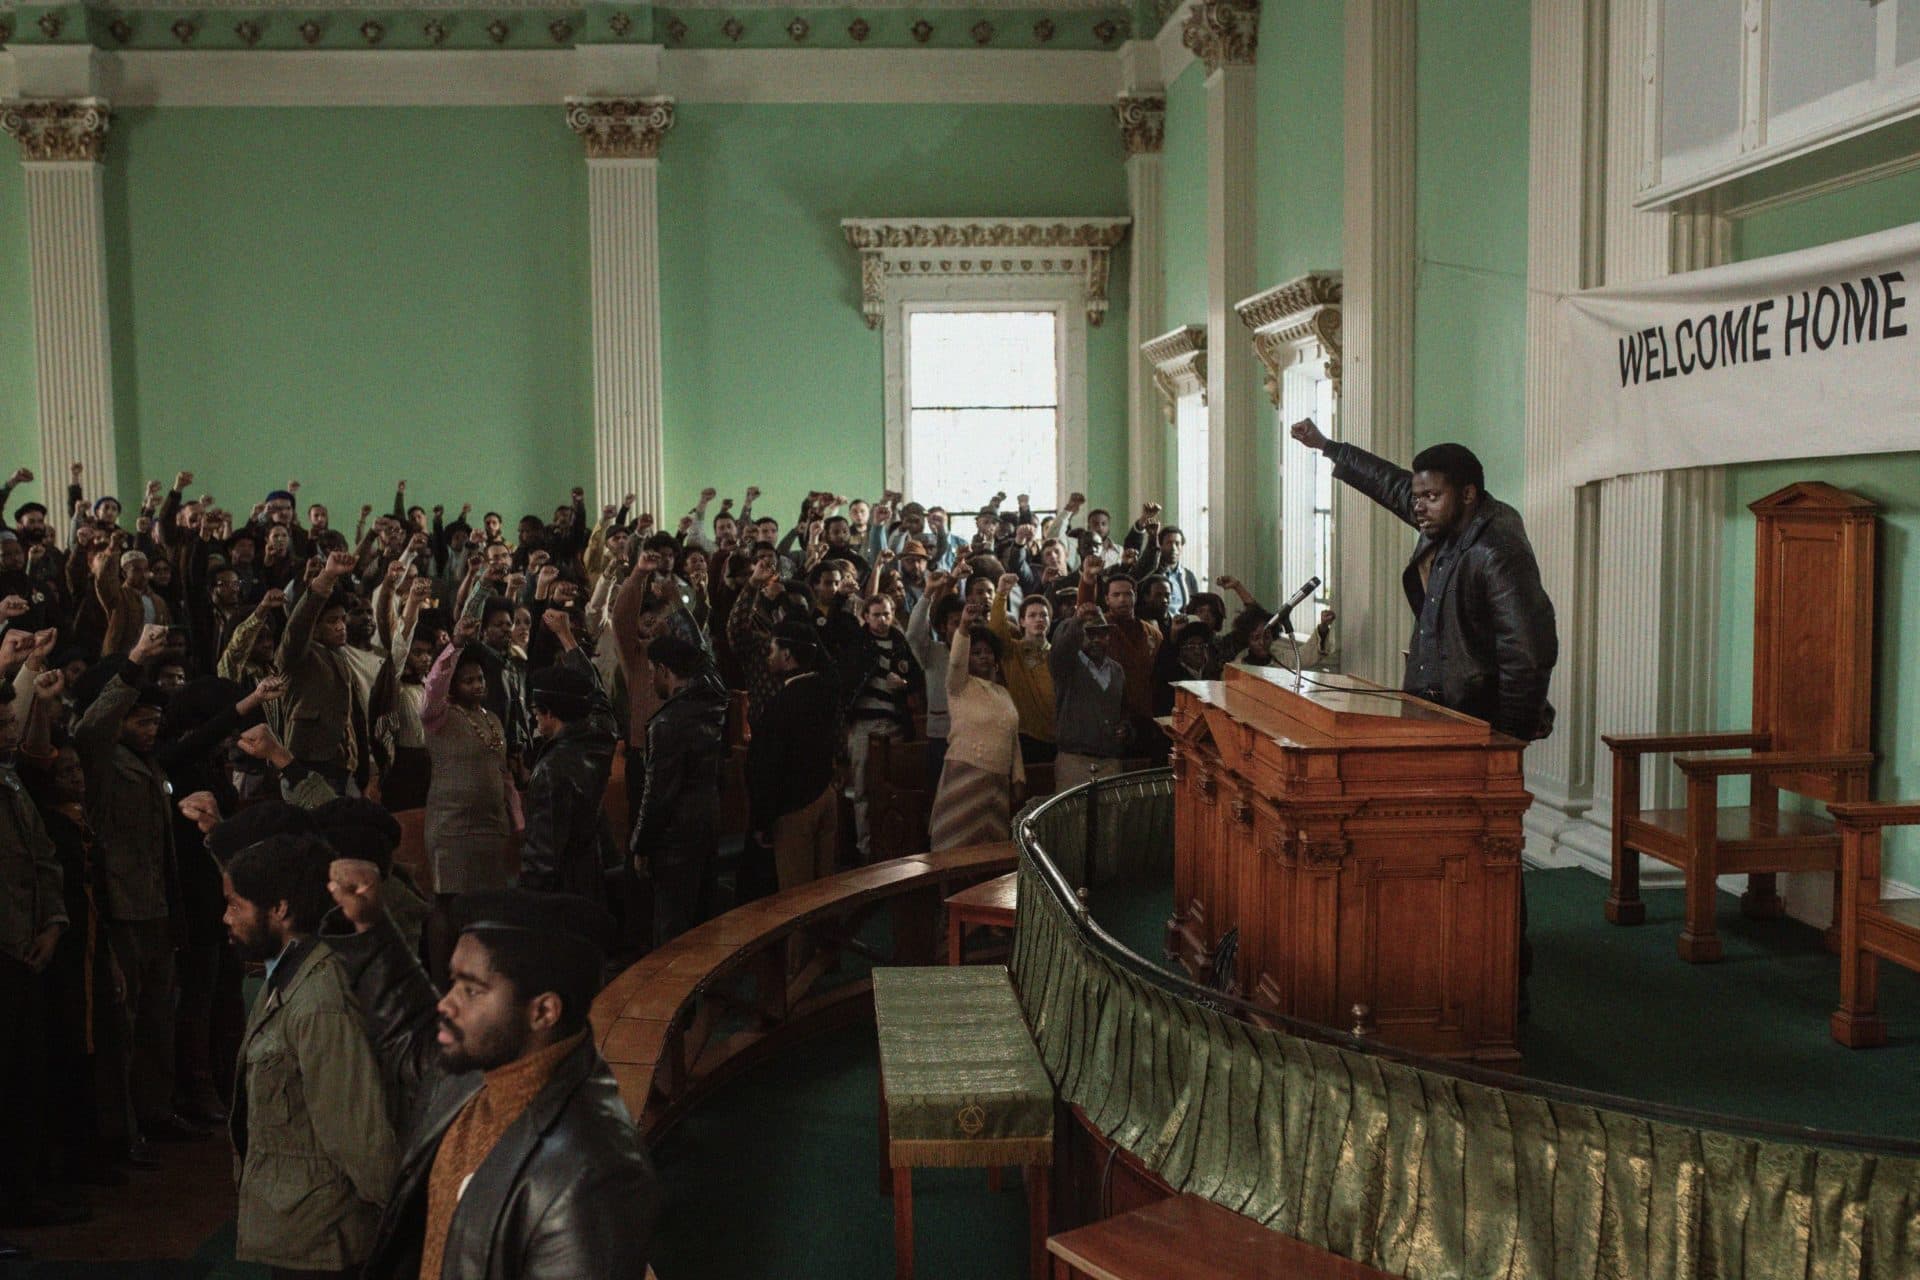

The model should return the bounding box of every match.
[1167,665,1530,1064]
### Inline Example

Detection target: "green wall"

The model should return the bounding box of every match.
[656,102,1132,521]
[1161,62,1208,330]
[1719,170,1920,886]
[0,157,37,498]
[102,107,590,523]
[1253,0,1343,289]
[1411,0,1530,508]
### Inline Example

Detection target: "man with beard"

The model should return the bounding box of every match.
[223,832,398,1280]
[319,879,659,1280]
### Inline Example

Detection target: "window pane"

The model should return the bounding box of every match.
[1901,0,1920,68]
[909,408,1057,515]
[909,311,1058,409]
[1768,0,1877,120]
[1660,0,1742,162]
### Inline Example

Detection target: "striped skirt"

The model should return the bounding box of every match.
[928,758,1013,852]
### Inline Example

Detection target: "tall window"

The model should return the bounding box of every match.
[1310,377,1336,613]
[906,310,1058,513]
[1174,394,1210,584]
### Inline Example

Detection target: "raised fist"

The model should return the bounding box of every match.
[1289,417,1331,452]
[7,466,32,487]
[700,487,717,502]
[324,550,357,577]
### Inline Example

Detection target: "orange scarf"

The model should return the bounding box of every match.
[419,1029,586,1280]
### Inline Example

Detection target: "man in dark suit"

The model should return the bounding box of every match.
[747,623,843,891]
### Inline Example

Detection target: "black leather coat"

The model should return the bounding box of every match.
[518,719,618,906]
[629,672,729,868]
[1329,442,1558,740]
[321,913,660,1280]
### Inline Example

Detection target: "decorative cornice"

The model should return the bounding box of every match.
[1141,323,1206,421]
[1234,271,1342,404]
[0,99,113,163]
[1114,91,1166,156]
[841,217,1132,328]
[1180,0,1256,71]
[564,96,675,159]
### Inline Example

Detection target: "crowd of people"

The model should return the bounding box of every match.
[0,457,1336,1272]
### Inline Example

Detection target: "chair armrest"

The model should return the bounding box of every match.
[1673,750,1874,779]
[1826,801,1920,831]
[1601,731,1768,756]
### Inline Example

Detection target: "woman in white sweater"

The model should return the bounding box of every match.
[928,602,1025,850]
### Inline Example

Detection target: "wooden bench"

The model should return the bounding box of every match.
[590,841,1019,1136]
[946,871,1018,965]
[1047,1194,1398,1280]
[874,966,1052,1280]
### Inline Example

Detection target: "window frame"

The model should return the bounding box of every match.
[883,285,1089,513]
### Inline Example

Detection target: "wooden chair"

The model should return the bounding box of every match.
[1827,801,1920,1046]
[1602,482,1877,963]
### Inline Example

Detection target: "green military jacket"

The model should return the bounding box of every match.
[232,938,401,1272]
[0,762,66,965]
[72,672,174,922]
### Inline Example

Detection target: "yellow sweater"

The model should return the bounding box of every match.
[989,587,1055,743]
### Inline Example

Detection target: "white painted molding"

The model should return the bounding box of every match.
[1203,56,1257,593]
[664,48,1120,105]
[583,155,667,516]
[62,47,1123,108]
[16,157,120,499]
[847,220,1118,512]
[1154,0,1199,85]
[1338,0,1415,689]
[841,217,1132,330]
[1236,274,1340,605]
[1118,88,1166,516]
[1520,0,1606,860]
[1142,323,1206,406]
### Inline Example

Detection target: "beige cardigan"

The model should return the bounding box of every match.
[945,629,1025,784]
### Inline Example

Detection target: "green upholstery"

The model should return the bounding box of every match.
[874,966,1054,1168]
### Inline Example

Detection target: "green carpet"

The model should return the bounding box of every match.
[1092,866,1920,1138]
[649,1026,1031,1279]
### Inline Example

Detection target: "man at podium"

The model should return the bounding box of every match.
[1289,419,1558,743]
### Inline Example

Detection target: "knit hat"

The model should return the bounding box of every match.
[205,800,317,866]
[527,663,594,719]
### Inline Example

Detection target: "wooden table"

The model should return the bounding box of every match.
[945,871,1019,964]
[1047,1194,1397,1279]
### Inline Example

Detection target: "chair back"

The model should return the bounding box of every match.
[1749,482,1877,802]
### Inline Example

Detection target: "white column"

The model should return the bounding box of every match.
[566,97,673,518]
[1,99,117,493]
[1553,0,1727,871]
[1183,0,1259,586]
[1339,0,1416,687]
[1520,0,1605,856]
[1116,89,1167,517]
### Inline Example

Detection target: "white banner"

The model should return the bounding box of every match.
[1559,220,1920,486]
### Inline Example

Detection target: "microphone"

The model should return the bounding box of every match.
[1273,576,1320,631]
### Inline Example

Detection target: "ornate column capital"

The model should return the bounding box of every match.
[1,98,111,163]
[1114,92,1166,156]
[564,96,675,160]
[1181,0,1259,73]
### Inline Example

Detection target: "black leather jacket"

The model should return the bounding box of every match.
[519,721,618,906]
[1329,442,1558,740]
[630,672,729,868]
[321,912,659,1280]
